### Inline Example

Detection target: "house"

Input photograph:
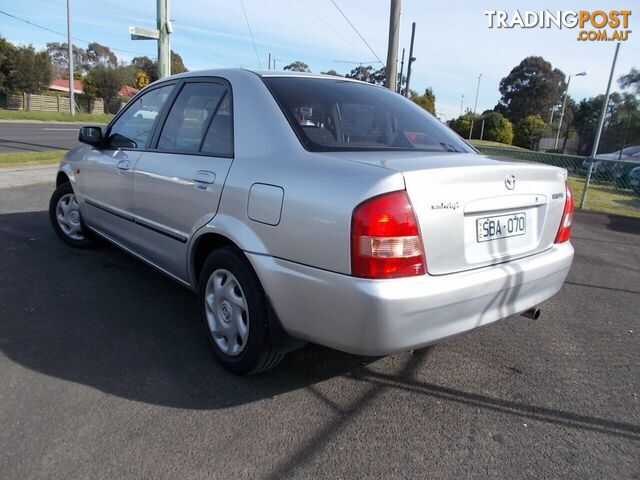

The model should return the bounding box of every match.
[48,78,83,95]
[118,85,139,98]
[48,79,138,98]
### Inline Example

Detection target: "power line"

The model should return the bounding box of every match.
[0,9,70,39]
[300,0,351,46]
[176,24,236,67]
[328,0,383,65]
[0,8,149,57]
[239,0,262,69]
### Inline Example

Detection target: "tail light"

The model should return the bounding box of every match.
[351,190,426,279]
[554,181,574,243]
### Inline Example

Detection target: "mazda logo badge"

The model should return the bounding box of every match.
[505,174,516,190]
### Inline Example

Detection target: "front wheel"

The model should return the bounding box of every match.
[198,247,284,374]
[49,182,94,248]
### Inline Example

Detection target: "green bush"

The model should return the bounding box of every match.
[514,114,546,149]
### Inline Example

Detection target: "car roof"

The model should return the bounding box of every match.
[157,68,366,84]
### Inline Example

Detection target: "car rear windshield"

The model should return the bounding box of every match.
[263,77,473,153]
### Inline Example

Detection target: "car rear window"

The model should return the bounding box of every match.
[263,77,473,153]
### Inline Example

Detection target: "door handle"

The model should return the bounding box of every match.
[193,170,216,185]
[116,160,131,171]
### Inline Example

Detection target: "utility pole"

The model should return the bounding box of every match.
[384,0,400,90]
[404,22,416,97]
[268,53,271,70]
[554,71,587,150]
[460,94,464,115]
[397,48,405,93]
[580,42,620,209]
[157,0,171,78]
[480,119,485,140]
[468,73,482,140]
[66,0,75,115]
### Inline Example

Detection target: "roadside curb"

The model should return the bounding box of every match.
[0,164,58,188]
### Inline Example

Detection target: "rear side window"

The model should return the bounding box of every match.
[263,77,473,153]
[158,82,232,156]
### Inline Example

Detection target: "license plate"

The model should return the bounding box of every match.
[476,212,526,242]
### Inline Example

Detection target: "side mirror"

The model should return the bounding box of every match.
[78,126,104,147]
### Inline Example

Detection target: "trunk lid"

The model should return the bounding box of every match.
[332,151,568,275]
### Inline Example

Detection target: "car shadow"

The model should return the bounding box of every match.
[0,210,377,410]
[3,210,640,448]
[574,210,640,236]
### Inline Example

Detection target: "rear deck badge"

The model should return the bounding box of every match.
[505,174,516,190]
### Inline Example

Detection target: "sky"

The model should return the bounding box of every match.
[0,0,638,120]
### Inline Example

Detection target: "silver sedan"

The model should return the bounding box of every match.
[49,69,574,374]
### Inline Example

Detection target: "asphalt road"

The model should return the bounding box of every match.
[1,182,639,479]
[0,121,102,153]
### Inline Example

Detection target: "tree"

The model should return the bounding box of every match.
[496,56,566,124]
[284,61,310,72]
[171,50,187,74]
[6,45,52,95]
[83,65,127,113]
[134,71,150,89]
[86,42,118,67]
[448,112,474,138]
[320,69,341,77]
[619,68,640,94]
[0,37,16,92]
[514,114,546,149]
[346,65,373,82]
[46,42,89,77]
[478,111,514,144]
[411,88,436,115]
[345,65,386,85]
[131,56,158,83]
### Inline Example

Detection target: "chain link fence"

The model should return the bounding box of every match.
[476,146,640,218]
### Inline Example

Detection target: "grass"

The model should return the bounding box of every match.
[0,150,67,168]
[0,109,112,123]
[568,175,640,218]
[470,139,527,150]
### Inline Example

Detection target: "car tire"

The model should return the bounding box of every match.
[198,247,284,375]
[49,182,94,249]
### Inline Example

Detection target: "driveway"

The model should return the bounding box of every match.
[0,182,638,479]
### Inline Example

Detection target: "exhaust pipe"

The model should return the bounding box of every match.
[521,307,541,320]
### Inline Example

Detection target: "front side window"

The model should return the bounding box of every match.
[264,77,473,153]
[158,82,232,155]
[107,84,174,150]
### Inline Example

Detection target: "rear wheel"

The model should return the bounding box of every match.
[198,247,284,374]
[49,182,94,248]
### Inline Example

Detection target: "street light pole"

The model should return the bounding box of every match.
[468,73,482,140]
[397,48,405,93]
[554,71,587,151]
[66,0,75,116]
[579,42,620,209]
[404,22,416,97]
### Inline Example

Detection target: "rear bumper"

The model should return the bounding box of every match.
[248,242,574,356]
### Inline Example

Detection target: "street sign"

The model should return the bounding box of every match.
[129,25,160,40]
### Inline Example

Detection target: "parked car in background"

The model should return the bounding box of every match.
[578,146,640,187]
[629,166,640,195]
[49,69,574,374]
